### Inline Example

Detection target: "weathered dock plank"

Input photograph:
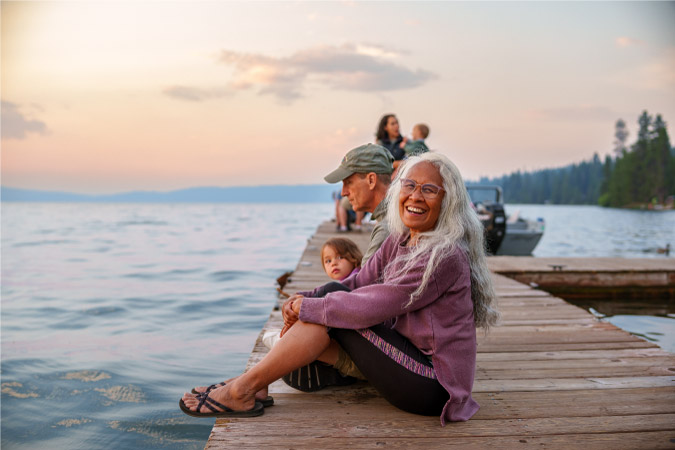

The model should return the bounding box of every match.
[488,256,675,299]
[207,433,675,450]
[206,220,675,449]
[488,256,675,273]
[209,411,675,438]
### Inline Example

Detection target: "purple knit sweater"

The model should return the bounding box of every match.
[299,233,479,424]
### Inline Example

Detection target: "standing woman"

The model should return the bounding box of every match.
[180,152,499,424]
[376,114,406,162]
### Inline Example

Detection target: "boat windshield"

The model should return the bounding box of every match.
[466,186,502,204]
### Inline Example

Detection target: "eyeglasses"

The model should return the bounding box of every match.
[400,178,445,199]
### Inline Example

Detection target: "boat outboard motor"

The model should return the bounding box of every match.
[482,203,506,255]
[466,185,507,255]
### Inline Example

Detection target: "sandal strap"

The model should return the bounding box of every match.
[204,381,226,394]
[196,392,233,414]
[196,394,214,413]
[208,382,226,391]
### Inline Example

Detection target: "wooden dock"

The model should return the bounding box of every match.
[487,256,675,299]
[206,221,675,449]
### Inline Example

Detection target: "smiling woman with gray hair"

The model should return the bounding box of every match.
[180,151,498,425]
[385,152,499,328]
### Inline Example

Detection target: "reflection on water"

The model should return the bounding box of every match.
[563,297,675,353]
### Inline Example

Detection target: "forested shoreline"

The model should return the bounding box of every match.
[473,111,675,208]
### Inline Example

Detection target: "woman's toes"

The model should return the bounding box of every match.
[182,393,199,408]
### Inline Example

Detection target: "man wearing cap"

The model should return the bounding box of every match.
[274,144,394,393]
[324,143,394,264]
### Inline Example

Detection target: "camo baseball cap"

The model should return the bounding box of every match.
[324,144,394,183]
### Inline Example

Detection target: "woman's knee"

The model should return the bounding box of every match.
[286,320,330,343]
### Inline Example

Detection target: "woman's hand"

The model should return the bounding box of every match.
[282,294,303,323]
[291,298,303,315]
[280,295,303,337]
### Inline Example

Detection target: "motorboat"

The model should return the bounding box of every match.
[466,185,544,256]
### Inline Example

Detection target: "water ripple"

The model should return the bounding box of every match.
[13,239,78,247]
[116,220,169,227]
[209,270,246,282]
[82,306,127,316]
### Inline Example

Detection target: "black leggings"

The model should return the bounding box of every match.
[313,282,449,416]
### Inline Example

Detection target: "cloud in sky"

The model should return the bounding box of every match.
[609,48,675,91]
[1,101,49,140]
[162,86,233,102]
[165,43,436,103]
[615,37,645,48]
[637,49,675,90]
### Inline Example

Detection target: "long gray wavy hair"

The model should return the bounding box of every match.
[384,152,499,330]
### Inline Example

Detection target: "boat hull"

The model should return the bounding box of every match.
[495,228,543,256]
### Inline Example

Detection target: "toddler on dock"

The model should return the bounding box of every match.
[319,237,362,281]
[262,238,362,347]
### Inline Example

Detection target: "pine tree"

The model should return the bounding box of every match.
[651,115,672,203]
[613,119,629,156]
[631,111,653,203]
[598,155,613,206]
[607,150,632,207]
[599,111,673,207]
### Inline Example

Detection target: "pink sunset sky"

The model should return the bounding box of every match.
[2,1,674,194]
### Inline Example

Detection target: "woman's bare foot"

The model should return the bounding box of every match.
[192,381,225,395]
[192,377,269,403]
[254,385,269,402]
[182,380,256,414]
[192,376,235,395]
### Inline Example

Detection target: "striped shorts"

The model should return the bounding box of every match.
[329,322,448,416]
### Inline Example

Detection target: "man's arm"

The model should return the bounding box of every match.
[361,220,389,265]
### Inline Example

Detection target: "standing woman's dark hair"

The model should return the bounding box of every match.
[376,114,397,142]
[375,114,405,161]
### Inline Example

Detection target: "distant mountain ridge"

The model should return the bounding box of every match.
[1,185,338,203]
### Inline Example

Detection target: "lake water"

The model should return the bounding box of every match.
[505,204,674,258]
[505,205,675,354]
[1,203,674,449]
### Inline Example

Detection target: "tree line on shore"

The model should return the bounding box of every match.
[474,111,675,208]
